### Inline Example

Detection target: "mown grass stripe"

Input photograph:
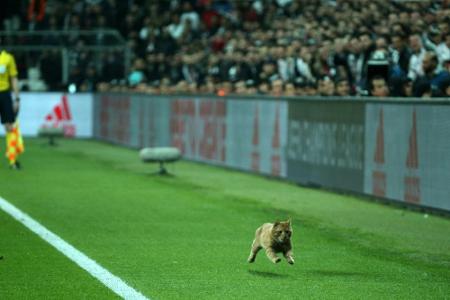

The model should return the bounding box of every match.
[0,196,149,300]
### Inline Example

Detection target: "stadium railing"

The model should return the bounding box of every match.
[0,30,130,88]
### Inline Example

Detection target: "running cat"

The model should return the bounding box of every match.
[247,219,294,264]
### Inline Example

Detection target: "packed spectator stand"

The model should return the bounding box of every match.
[1,0,450,97]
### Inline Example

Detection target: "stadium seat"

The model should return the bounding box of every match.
[38,127,65,146]
[139,147,181,175]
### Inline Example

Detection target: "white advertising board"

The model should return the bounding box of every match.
[0,93,93,138]
[364,104,450,210]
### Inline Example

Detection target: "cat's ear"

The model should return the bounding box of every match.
[274,220,280,226]
[287,217,292,225]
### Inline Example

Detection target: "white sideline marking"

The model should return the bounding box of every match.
[0,196,149,300]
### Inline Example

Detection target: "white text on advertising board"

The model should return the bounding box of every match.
[287,120,363,169]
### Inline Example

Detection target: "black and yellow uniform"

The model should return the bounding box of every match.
[0,50,18,124]
[0,49,23,169]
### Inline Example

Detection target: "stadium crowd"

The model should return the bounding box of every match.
[1,0,450,97]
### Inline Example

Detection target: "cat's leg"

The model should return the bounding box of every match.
[284,250,294,265]
[265,248,281,263]
[248,240,262,263]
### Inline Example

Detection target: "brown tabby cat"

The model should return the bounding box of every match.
[247,219,294,264]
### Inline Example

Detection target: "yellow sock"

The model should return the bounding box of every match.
[13,122,25,155]
[6,131,17,165]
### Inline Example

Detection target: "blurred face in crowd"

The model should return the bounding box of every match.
[286,46,295,57]
[204,81,216,94]
[429,31,442,44]
[334,38,346,54]
[359,34,372,51]
[275,47,284,59]
[411,20,426,34]
[422,52,438,74]
[371,78,389,97]
[285,83,296,96]
[271,79,284,96]
[171,14,180,25]
[304,85,317,96]
[258,82,270,94]
[234,81,247,94]
[409,34,422,53]
[262,63,276,75]
[439,23,449,36]
[336,80,350,96]
[445,61,450,72]
[300,46,312,61]
[392,24,404,35]
[319,46,330,61]
[221,82,233,94]
[388,13,398,24]
[318,77,335,96]
[445,34,450,47]
[399,12,409,24]
[349,38,361,54]
[176,80,188,93]
[411,11,421,21]
[188,83,197,94]
[182,2,193,12]
[375,37,388,52]
[134,58,146,70]
[403,80,413,97]
[391,35,404,51]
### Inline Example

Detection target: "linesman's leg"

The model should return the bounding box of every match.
[0,92,19,169]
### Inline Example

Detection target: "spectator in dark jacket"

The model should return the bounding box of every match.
[413,51,450,96]
[389,33,411,77]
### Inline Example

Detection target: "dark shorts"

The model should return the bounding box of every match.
[0,91,15,124]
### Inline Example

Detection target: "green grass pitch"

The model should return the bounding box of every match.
[0,139,449,299]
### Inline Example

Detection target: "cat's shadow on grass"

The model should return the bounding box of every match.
[308,270,372,278]
[248,269,289,278]
[248,269,371,279]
